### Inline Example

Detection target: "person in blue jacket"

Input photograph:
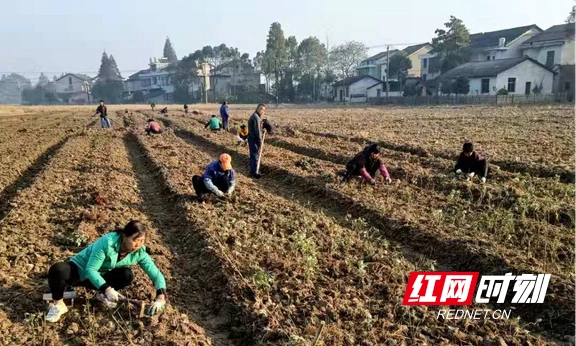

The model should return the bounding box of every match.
[192,153,236,202]
[45,221,167,322]
[220,100,230,131]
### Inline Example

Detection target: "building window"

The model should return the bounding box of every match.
[507,78,516,93]
[345,86,349,97]
[546,51,555,67]
[492,56,495,60]
[69,77,72,85]
[152,77,158,85]
[565,82,571,91]
[422,74,427,81]
[486,56,491,61]
[481,79,490,93]
[423,58,428,68]
[525,81,531,95]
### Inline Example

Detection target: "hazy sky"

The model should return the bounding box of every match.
[1,0,571,81]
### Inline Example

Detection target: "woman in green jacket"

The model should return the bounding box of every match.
[45,220,166,322]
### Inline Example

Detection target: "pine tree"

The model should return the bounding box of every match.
[38,73,50,87]
[97,51,113,80]
[108,55,123,80]
[163,37,178,63]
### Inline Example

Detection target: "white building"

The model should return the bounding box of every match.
[123,57,181,103]
[521,23,575,94]
[332,76,391,102]
[438,57,554,95]
[419,24,542,81]
[210,60,265,100]
[54,73,93,104]
[357,43,432,81]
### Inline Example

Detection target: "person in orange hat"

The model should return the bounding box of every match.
[192,153,236,202]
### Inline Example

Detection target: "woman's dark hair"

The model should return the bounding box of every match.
[463,142,474,153]
[222,100,227,105]
[115,220,146,237]
[99,99,104,103]
[367,144,380,155]
[148,119,154,122]
[240,124,246,128]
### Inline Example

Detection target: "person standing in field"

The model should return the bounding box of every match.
[150,102,156,111]
[95,100,111,129]
[342,144,392,185]
[248,104,266,178]
[145,119,162,135]
[184,104,189,114]
[45,221,167,322]
[220,100,230,131]
[192,153,236,202]
[454,142,488,184]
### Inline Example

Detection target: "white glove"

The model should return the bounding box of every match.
[385,177,392,184]
[467,172,475,178]
[215,190,225,198]
[456,169,462,174]
[105,287,119,302]
[480,177,486,184]
[146,299,166,316]
[369,179,376,185]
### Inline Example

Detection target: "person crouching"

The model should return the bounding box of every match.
[455,142,488,184]
[145,119,162,135]
[343,144,392,185]
[192,153,236,202]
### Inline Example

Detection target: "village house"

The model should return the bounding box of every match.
[53,73,93,104]
[332,75,384,102]
[357,43,432,81]
[419,24,542,81]
[123,57,182,103]
[209,60,266,101]
[521,23,575,94]
[437,57,554,95]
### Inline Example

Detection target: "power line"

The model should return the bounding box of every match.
[367,42,424,49]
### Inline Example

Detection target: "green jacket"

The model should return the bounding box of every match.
[206,117,221,130]
[70,232,166,291]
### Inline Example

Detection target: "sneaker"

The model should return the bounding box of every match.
[251,173,262,179]
[46,302,68,323]
[96,293,117,309]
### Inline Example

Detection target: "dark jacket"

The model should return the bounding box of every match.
[455,151,486,173]
[346,144,390,180]
[248,112,262,143]
[201,160,236,194]
[220,105,229,120]
[96,105,107,118]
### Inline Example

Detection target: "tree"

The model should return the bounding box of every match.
[297,37,327,100]
[163,37,178,63]
[93,51,123,103]
[169,54,198,103]
[330,41,368,79]
[264,22,289,104]
[432,16,471,73]
[97,52,114,80]
[0,73,32,104]
[567,5,575,23]
[388,52,413,90]
[37,73,50,87]
[108,55,123,80]
[453,77,470,94]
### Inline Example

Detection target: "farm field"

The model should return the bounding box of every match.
[0,104,573,345]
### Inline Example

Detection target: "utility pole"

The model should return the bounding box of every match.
[386,45,390,98]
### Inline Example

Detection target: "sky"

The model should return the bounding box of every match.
[1,0,572,82]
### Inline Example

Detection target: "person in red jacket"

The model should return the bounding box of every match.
[455,142,488,184]
[343,144,392,185]
[145,119,162,135]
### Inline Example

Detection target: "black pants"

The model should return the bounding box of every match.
[192,175,230,199]
[456,160,489,178]
[48,261,134,300]
[343,160,381,182]
[146,128,162,135]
